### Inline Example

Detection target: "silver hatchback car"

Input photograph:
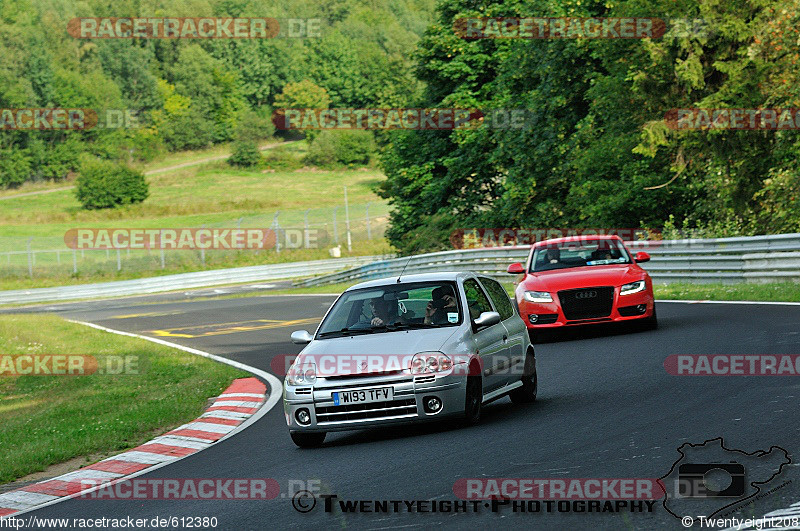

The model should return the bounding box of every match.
[283,272,537,448]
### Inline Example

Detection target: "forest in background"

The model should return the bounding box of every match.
[380,0,800,251]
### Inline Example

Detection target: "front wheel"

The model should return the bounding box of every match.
[463,375,482,426]
[290,431,326,448]
[510,351,537,404]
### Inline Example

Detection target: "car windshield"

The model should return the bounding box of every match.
[316,281,462,339]
[531,239,631,272]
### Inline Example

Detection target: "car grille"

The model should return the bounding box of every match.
[316,398,417,424]
[323,370,405,381]
[558,287,614,320]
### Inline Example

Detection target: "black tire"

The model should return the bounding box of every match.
[463,375,482,426]
[510,351,537,404]
[641,305,658,331]
[290,431,326,448]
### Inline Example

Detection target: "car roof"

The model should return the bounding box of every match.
[532,234,623,248]
[347,271,473,291]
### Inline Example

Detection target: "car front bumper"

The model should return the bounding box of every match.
[284,372,467,432]
[518,289,655,328]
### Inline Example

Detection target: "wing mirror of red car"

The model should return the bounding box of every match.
[634,251,651,263]
[507,262,525,274]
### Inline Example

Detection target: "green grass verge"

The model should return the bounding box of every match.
[0,314,247,485]
[652,282,800,302]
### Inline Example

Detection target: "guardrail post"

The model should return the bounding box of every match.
[272,213,281,253]
[344,186,352,252]
[27,237,33,277]
[160,248,165,269]
[73,249,78,274]
[116,249,122,271]
[333,207,338,244]
[200,224,206,265]
[366,202,371,240]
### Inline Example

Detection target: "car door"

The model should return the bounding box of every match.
[462,278,507,392]
[479,276,526,387]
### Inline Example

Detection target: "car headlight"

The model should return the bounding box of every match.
[620,280,646,295]
[523,290,553,303]
[287,363,316,385]
[410,352,452,374]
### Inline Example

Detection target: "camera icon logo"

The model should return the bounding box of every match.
[675,462,745,498]
[659,438,791,521]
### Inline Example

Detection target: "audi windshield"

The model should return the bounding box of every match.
[531,239,632,272]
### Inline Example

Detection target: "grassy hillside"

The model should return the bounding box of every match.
[0,141,394,290]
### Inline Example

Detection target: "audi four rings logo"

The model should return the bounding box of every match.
[576,291,598,299]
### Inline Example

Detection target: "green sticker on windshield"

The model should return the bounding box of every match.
[447,312,458,323]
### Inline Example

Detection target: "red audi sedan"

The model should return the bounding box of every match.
[507,235,656,338]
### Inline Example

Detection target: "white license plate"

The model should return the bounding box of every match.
[332,387,393,406]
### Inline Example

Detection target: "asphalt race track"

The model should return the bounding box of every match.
[9,295,800,530]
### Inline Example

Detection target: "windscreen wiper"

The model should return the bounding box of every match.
[318,326,375,338]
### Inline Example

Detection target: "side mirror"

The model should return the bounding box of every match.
[290,330,313,344]
[507,262,525,274]
[634,251,651,263]
[473,311,501,330]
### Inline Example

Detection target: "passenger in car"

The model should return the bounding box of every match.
[545,248,560,264]
[424,286,458,324]
[368,297,392,326]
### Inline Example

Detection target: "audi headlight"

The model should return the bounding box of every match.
[410,352,452,374]
[287,363,316,385]
[620,280,646,295]
[523,290,553,303]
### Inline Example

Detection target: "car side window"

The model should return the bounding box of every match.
[480,278,514,320]
[463,279,494,320]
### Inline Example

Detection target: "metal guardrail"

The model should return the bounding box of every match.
[0,255,390,305]
[295,233,800,287]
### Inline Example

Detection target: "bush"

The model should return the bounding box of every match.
[305,130,375,167]
[228,141,261,167]
[260,147,304,171]
[75,159,149,209]
[0,148,32,188]
[37,137,83,180]
[333,130,375,165]
[234,109,275,143]
[161,113,216,151]
[305,131,337,166]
